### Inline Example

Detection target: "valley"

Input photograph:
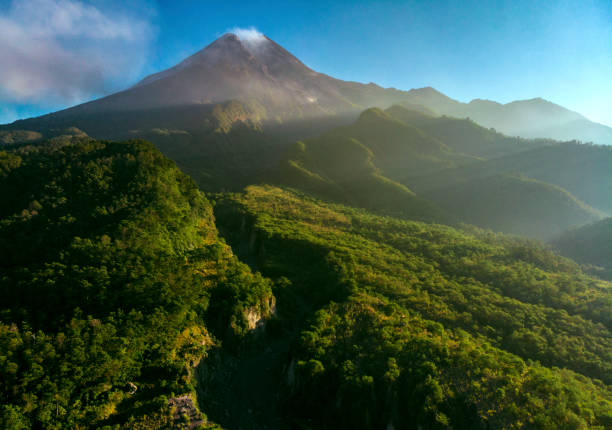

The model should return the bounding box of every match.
[1,29,611,429]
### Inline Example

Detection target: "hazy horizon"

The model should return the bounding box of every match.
[2,3,612,428]
[1,0,611,127]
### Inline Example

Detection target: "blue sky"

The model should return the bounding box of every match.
[1,0,611,126]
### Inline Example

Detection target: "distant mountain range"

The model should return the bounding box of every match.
[2,32,612,429]
[1,32,611,145]
[401,87,612,144]
[1,32,611,240]
[279,105,607,239]
[0,33,411,137]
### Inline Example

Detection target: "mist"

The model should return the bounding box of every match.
[0,0,156,118]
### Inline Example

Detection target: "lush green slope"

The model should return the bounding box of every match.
[215,185,612,429]
[277,105,601,239]
[0,130,42,145]
[0,139,274,429]
[278,132,445,223]
[8,104,605,242]
[2,107,611,429]
[423,173,603,240]
[277,107,458,203]
[385,105,552,160]
[552,218,612,280]
[409,141,612,214]
[323,107,463,177]
[2,137,611,429]
[492,143,612,213]
[276,105,540,225]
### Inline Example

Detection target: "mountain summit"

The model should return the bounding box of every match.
[31,32,410,123]
[2,32,611,144]
[97,33,331,113]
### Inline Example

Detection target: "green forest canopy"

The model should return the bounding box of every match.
[1,136,611,429]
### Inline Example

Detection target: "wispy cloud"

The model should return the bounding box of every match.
[0,0,157,105]
[229,26,267,50]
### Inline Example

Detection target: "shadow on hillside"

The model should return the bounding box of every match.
[194,198,355,429]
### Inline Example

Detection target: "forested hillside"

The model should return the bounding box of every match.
[406,140,612,215]
[1,23,611,430]
[215,185,612,429]
[5,101,607,242]
[552,218,612,280]
[275,106,603,239]
[2,136,611,429]
[423,174,602,240]
[0,139,274,428]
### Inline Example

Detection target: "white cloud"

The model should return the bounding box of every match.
[229,26,267,49]
[0,0,156,104]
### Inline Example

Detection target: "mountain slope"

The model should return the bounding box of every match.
[1,29,612,430]
[2,33,414,139]
[213,185,612,429]
[275,106,481,222]
[278,105,601,239]
[424,173,603,240]
[279,132,445,222]
[400,88,612,145]
[552,218,612,280]
[0,139,274,428]
[2,34,610,146]
[408,141,612,214]
[385,104,553,159]
[2,137,612,428]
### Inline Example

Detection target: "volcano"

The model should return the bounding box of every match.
[2,32,413,138]
[2,32,611,145]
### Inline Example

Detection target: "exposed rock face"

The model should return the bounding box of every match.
[244,297,276,331]
[168,395,204,429]
[244,307,265,331]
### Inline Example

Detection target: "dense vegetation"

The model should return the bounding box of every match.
[5,103,610,240]
[423,173,602,239]
[408,140,612,215]
[275,106,604,239]
[2,106,611,429]
[2,31,612,428]
[552,218,612,280]
[0,139,274,428]
[215,185,612,429]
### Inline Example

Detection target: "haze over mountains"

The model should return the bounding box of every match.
[2,32,611,145]
[404,88,612,144]
[1,33,412,135]
[2,32,611,241]
[2,29,612,429]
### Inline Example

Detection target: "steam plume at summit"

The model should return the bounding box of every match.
[229,27,266,46]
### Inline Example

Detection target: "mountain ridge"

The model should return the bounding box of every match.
[2,32,610,145]
[2,30,612,428]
